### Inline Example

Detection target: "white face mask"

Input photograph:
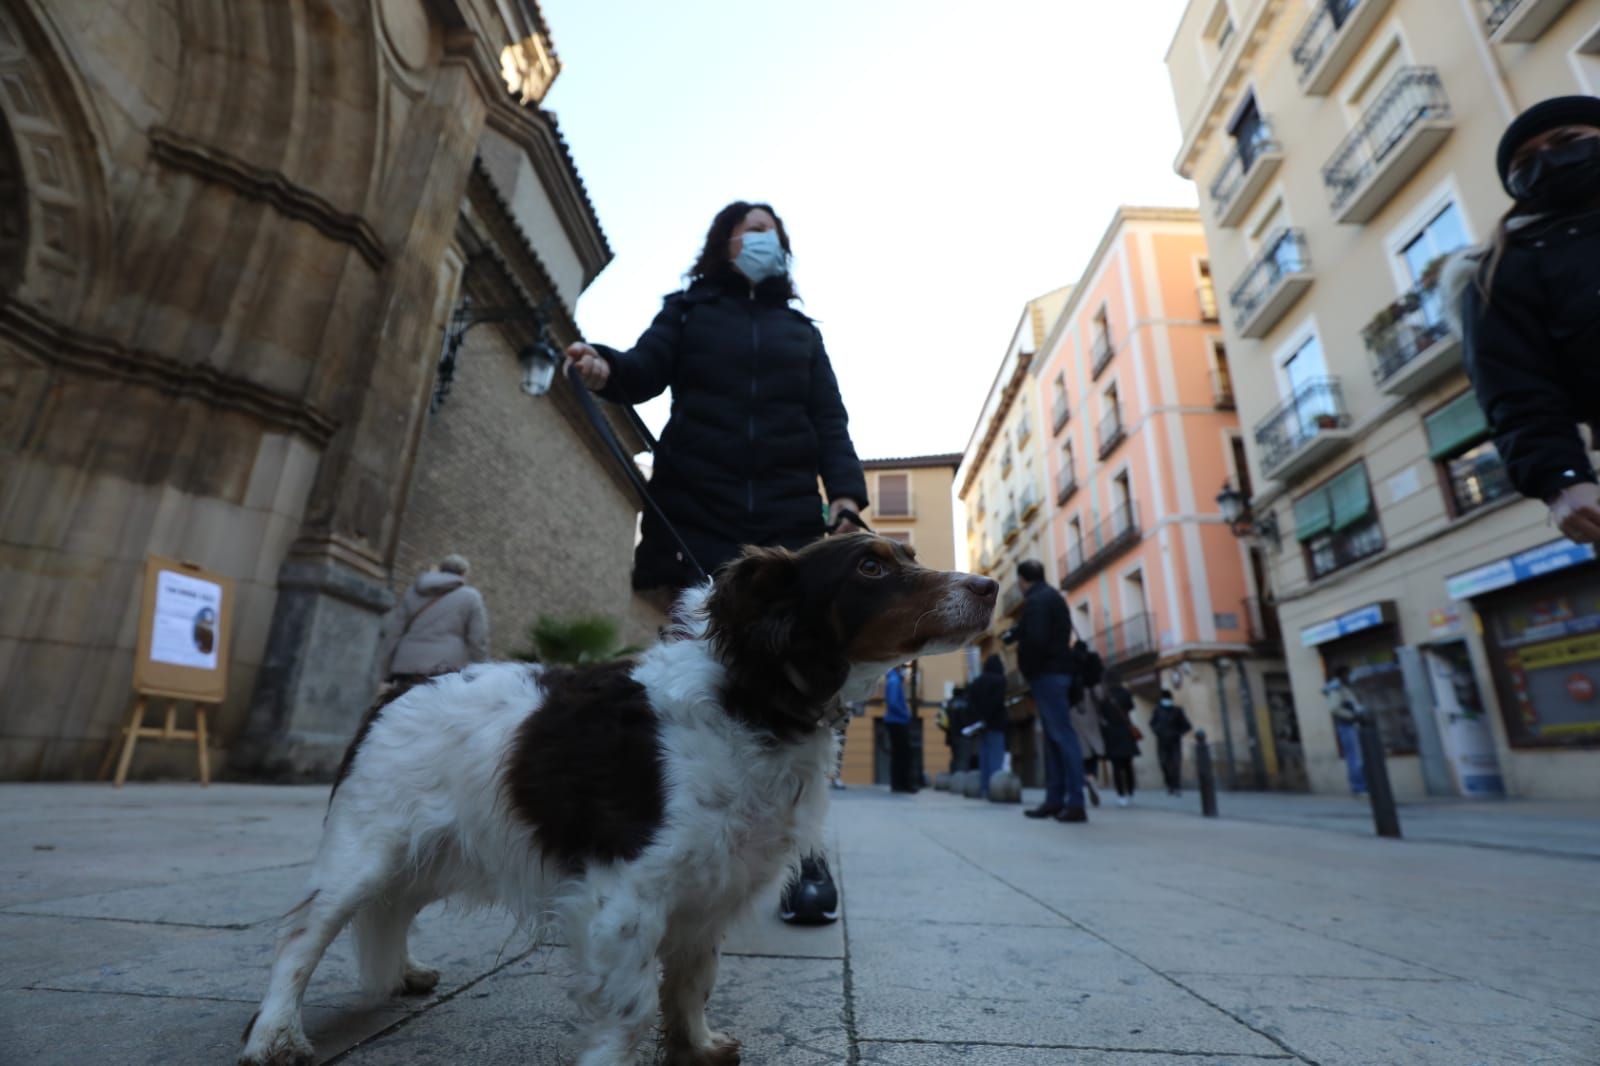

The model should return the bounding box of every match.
[733,228,788,283]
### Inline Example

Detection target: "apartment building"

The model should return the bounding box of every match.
[1038,207,1293,790]
[957,287,1073,783]
[1166,0,1600,799]
[837,454,965,786]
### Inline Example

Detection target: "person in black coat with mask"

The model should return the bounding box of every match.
[1457,96,1600,543]
[567,201,869,598]
[968,654,1010,798]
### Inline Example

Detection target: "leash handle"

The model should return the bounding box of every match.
[827,507,873,536]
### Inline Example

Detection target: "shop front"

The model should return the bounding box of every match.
[1448,540,1600,756]
[1300,602,1418,759]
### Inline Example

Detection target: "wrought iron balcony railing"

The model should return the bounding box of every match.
[1097,406,1125,459]
[1020,483,1041,519]
[1098,612,1155,665]
[1055,464,1078,504]
[1061,502,1141,587]
[1229,228,1309,332]
[1003,510,1020,541]
[1253,378,1351,474]
[1091,334,1115,377]
[1292,0,1362,81]
[1052,398,1070,432]
[1323,67,1449,216]
[1364,280,1454,385]
[1211,368,1235,409]
[1209,119,1281,211]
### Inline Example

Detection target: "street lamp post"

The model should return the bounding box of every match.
[1216,481,1281,549]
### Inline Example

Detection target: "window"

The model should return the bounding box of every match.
[1400,203,1468,285]
[1283,335,1336,422]
[1204,1,1235,56]
[876,473,911,517]
[1212,339,1234,406]
[1294,463,1384,579]
[1091,305,1114,374]
[1052,373,1070,429]
[1198,260,1219,320]
[1227,94,1268,170]
[1426,391,1513,516]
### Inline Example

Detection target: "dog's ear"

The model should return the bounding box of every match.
[706,546,800,663]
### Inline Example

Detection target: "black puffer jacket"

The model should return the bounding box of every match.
[596,272,868,589]
[968,654,1009,732]
[1460,207,1600,502]
[1016,582,1073,681]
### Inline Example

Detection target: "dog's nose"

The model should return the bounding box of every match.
[962,575,998,601]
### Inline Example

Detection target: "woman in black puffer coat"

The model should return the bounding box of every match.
[566,201,868,595]
[1458,97,1600,544]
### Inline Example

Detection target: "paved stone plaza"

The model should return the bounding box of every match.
[1,783,1596,1065]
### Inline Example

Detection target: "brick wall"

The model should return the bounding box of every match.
[393,330,663,665]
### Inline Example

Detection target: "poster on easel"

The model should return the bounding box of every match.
[133,555,234,702]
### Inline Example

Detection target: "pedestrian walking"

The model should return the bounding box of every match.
[1099,670,1141,806]
[1070,680,1106,809]
[1453,96,1600,543]
[567,200,868,926]
[1014,559,1087,823]
[383,554,490,683]
[1149,689,1191,796]
[884,665,917,794]
[1323,665,1368,796]
[566,200,869,601]
[968,654,1010,798]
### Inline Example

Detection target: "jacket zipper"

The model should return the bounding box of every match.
[748,296,759,514]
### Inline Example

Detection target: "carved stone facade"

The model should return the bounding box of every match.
[0,0,655,780]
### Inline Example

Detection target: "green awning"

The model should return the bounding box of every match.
[1294,490,1332,543]
[1329,464,1374,532]
[1426,391,1491,460]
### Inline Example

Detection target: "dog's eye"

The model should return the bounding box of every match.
[858,558,888,578]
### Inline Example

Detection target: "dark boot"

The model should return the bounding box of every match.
[1023,803,1063,819]
[1054,806,1089,823]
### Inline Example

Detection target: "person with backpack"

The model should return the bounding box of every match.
[968,655,1010,798]
[1015,559,1087,823]
[383,554,490,683]
[1149,689,1192,796]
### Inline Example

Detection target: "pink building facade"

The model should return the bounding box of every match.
[1034,208,1296,789]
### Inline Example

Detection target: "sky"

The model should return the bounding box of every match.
[539,0,1200,462]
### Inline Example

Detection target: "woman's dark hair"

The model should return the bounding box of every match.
[1477,137,1600,302]
[687,200,797,301]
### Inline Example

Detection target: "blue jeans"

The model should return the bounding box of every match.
[1031,674,1085,809]
[978,728,1007,796]
[1336,720,1367,794]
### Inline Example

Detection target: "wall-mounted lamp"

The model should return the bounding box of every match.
[518,338,561,398]
[433,295,564,411]
[1216,481,1280,550]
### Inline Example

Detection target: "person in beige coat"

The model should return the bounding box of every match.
[385,554,490,681]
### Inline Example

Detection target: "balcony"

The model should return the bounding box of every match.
[1060,502,1141,588]
[1323,67,1452,225]
[1098,613,1156,668]
[1197,280,1220,322]
[1052,397,1070,433]
[1020,484,1041,522]
[1211,368,1236,409]
[1229,229,1312,339]
[1254,377,1354,482]
[1097,406,1126,459]
[1091,334,1115,378]
[1365,280,1462,397]
[1483,0,1577,42]
[1293,0,1396,96]
[1000,452,1013,477]
[1208,120,1284,229]
[1002,510,1020,544]
[1055,464,1078,505]
[1016,416,1033,449]
[1244,596,1284,650]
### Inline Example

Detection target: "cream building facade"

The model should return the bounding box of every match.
[1167,0,1600,799]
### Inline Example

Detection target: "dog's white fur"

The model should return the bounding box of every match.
[239,579,977,1066]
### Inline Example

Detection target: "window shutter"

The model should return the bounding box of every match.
[1293,490,1332,542]
[1425,392,1491,460]
[1328,464,1374,532]
[877,473,911,516]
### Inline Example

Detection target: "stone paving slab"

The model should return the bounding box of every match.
[1195,973,1600,1066]
[845,917,1282,1056]
[0,986,408,1066]
[858,1046,1296,1065]
[3,862,312,928]
[0,913,214,992]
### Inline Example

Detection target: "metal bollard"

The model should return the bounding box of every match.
[1194,729,1218,818]
[1356,713,1402,839]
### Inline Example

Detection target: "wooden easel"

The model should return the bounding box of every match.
[106,555,234,788]
[97,691,214,787]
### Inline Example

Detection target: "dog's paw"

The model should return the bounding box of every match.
[665,1033,741,1066]
[400,964,440,995]
[237,1024,314,1066]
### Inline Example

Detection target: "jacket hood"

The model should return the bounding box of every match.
[416,571,466,596]
[983,654,1005,675]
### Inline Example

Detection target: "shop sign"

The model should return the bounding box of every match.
[1445,539,1596,601]
[1429,606,1464,639]
[1299,602,1392,648]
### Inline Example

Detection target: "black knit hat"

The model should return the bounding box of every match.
[1496,95,1600,195]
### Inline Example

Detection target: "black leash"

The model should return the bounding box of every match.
[565,363,710,583]
[565,363,875,586]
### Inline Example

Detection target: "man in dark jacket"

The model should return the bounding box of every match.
[1014,560,1086,822]
[968,654,1009,797]
[1150,690,1192,796]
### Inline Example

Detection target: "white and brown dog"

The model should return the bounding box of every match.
[239,534,997,1066]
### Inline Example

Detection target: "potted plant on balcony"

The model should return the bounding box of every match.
[1313,412,1341,430]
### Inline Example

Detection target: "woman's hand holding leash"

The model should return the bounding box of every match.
[828,498,867,535]
[1548,482,1600,543]
[565,342,610,390]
